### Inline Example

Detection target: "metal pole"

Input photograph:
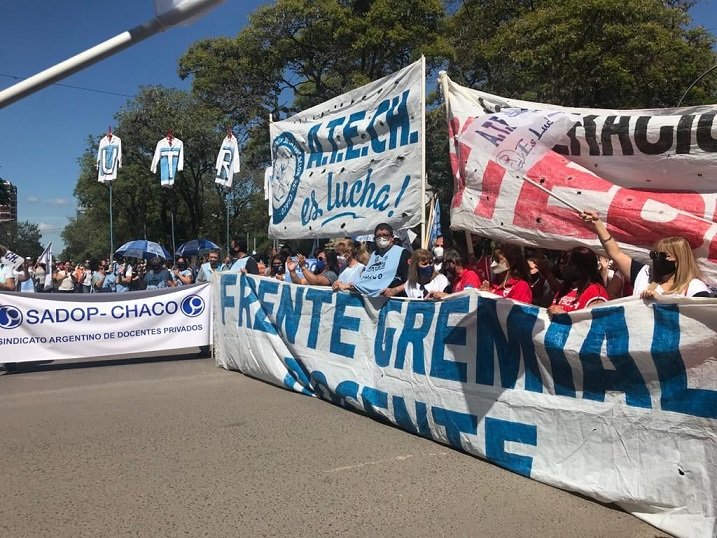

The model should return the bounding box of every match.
[109,182,114,263]
[0,0,223,109]
[225,188,230,254]
[171,211,176,261]
[419,55,427,247]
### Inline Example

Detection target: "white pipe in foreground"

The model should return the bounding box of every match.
[0,0,224,109]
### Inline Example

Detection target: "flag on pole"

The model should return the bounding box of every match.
[38,242,53,291]
[429,197,442,248]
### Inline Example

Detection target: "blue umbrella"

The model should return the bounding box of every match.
[175,239,220,257]
[115,239,172,260]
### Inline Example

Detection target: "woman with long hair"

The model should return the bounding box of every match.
[405,248,450,299]
[482,243,533,304]
[582,211,711,298]
[548,247,608,315]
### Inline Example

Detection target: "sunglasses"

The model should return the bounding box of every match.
[317,257,326,262]
[649,251,669,261]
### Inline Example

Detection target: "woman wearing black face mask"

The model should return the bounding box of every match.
[172,257,194,286]
[581,211,711,298]
[269,256,285,280]
[548,247,608,317]
[405,249,450,299]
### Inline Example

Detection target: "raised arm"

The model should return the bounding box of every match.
[581,210,634,283]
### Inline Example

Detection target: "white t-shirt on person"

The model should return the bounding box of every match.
[405,273,450,299]
[632,263,711,297]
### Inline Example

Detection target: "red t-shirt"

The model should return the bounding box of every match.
[471,256,492,283]
[553,283,608,312]
[491,277,532,304]
[453,268,482,293]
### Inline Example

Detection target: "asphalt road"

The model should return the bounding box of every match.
[0,357,666,537]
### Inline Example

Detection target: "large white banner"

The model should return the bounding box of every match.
[214,274,717,538]
[0,284,211,363]
[268,59,425,239]
[441,75,717,283]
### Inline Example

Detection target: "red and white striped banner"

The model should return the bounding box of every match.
[441,74,717,284]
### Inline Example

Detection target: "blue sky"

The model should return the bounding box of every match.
[0,0,715,253]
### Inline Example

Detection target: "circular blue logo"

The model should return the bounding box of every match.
[180,295,205,318]
[0,305,23,329]
[271,132,305,225]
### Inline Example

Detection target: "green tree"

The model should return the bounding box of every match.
[446,0,717,108]
[0,221,43,258]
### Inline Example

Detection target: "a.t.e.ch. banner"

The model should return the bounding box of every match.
[268,58,425,239]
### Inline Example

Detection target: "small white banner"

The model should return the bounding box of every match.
[214,273,717,538]
[268,58,425,238]
[0,249,24,270]
[0,283,211,362]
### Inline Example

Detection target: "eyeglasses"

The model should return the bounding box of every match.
[375,233,391,239]
[649,251,669,261]
[318,256,326,262]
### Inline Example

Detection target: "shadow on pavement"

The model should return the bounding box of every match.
[3,347,212,375]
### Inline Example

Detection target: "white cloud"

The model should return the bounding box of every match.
[38,222,55,232]
[27,195,40,203]
[47,197,70,207]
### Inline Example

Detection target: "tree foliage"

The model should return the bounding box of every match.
[0,220,43,258]
[446,0,717,108]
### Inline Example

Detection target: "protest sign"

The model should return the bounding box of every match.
[441,74,717,284]
[0,283,211,362]
[214,273,717,538]
[268,58,425,238]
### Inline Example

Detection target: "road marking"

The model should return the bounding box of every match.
[323,452,449,473]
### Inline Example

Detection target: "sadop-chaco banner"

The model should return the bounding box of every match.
[214,273,717,538]
[268,58,425,239]
[0,283,211,363]
[441,74,717,283]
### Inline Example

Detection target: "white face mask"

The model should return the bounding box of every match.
[432,246,444,260]
[376,237,391,249]
[490,260,508,274]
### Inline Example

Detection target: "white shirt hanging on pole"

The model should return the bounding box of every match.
[97,135,122,182]
[214,135,240,188]
[150,137,184,187]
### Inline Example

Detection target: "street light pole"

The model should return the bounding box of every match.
[0,0,224,109]
[677,62,717,108]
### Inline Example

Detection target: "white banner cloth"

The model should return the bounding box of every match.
[441,75,717,283]
[214,274,717,538]
[0,284,211,362]
[0,249,24,270]
[268,59,425,238]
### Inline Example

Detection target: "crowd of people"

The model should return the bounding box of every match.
[0,253,211,294]
[1,213,714,314]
